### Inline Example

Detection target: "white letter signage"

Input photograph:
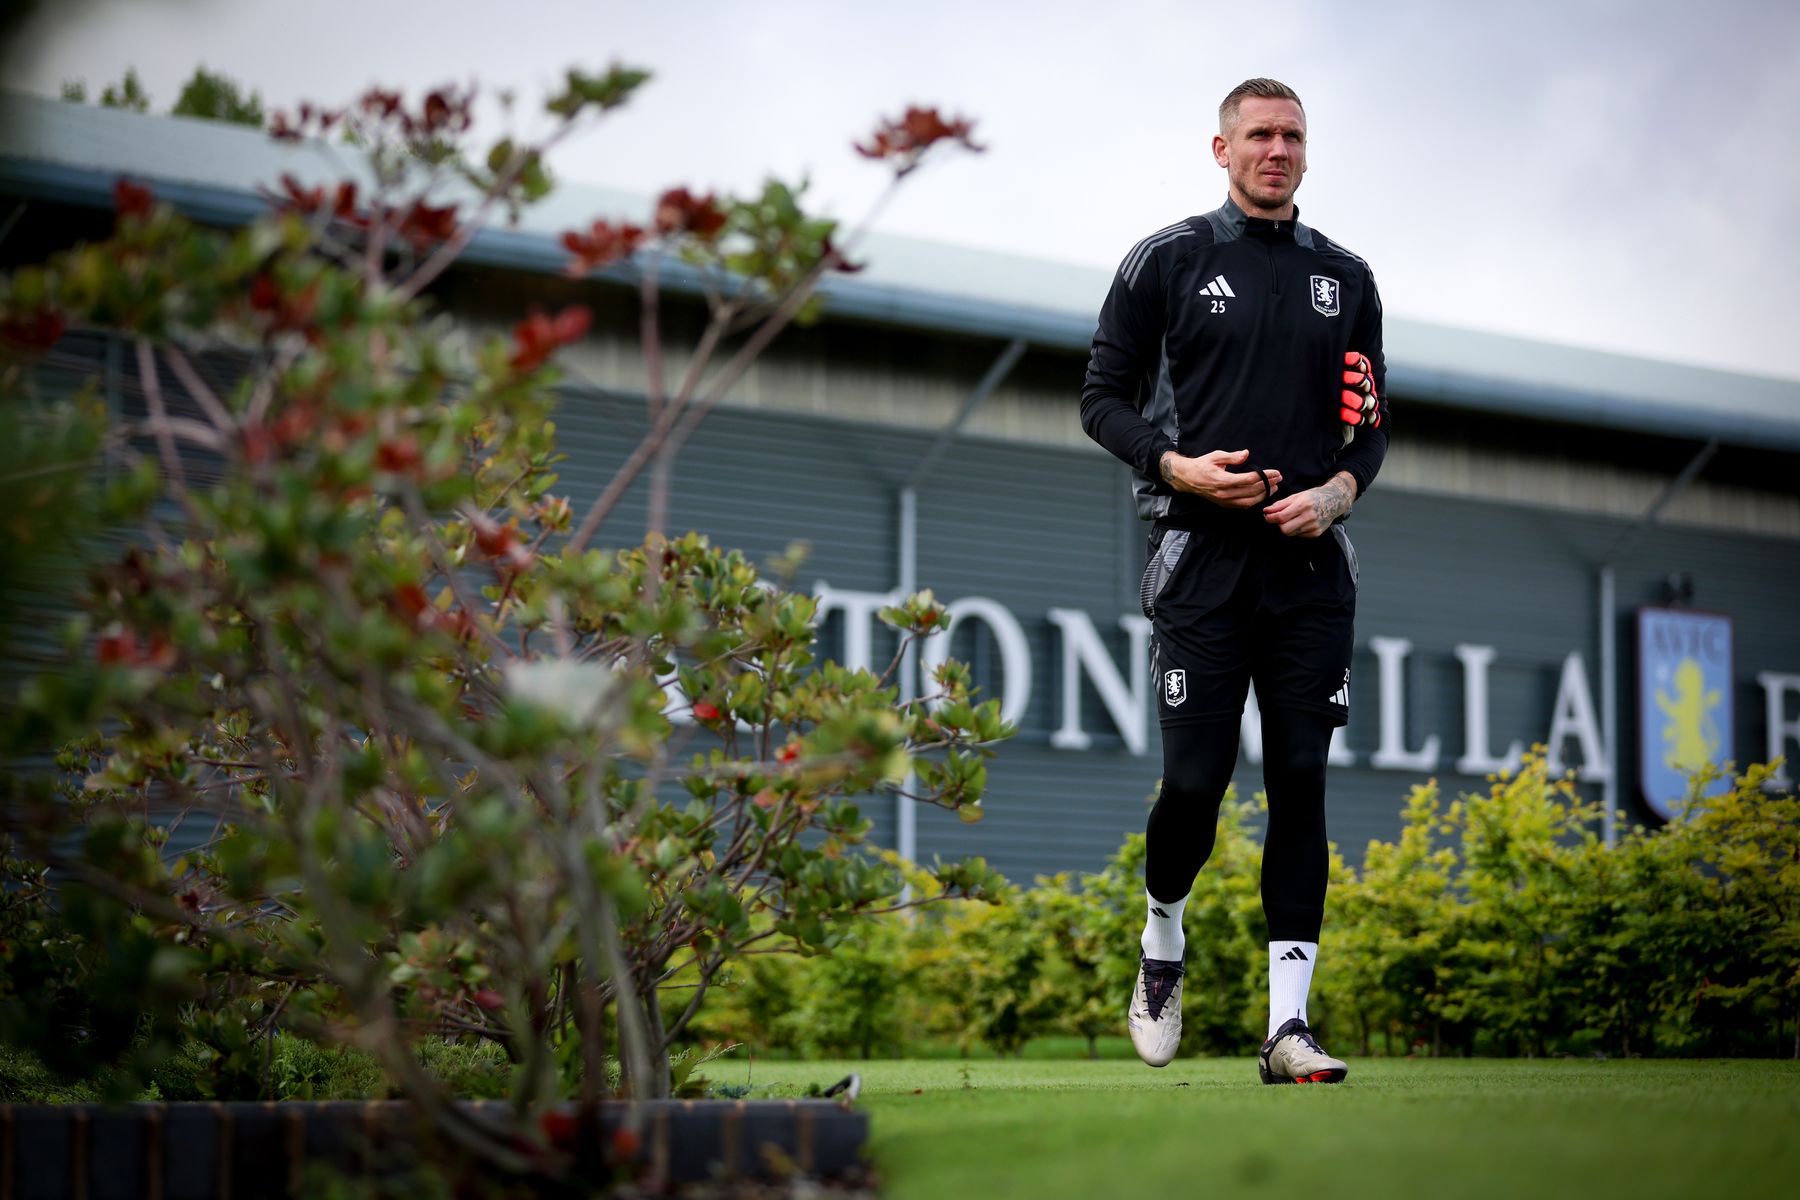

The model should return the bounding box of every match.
[1047,609,1150,755]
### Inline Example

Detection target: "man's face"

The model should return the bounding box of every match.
[1212,97,1307,217]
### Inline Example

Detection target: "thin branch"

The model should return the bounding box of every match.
[393,122,580,304]
[135,338,194,506]
[160,344,239,433]
[400,486,516,661]
[246,341,304,427]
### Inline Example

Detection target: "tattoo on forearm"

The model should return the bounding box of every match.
[1310,475,1355,527]
[1159,452,1177,485]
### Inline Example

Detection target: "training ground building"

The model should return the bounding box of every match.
[5,94,1800,882]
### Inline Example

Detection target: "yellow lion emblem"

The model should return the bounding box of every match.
[1655,658,1721,772]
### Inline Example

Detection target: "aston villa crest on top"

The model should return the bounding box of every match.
[1311,275,1340,316]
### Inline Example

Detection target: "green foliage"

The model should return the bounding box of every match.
[171,66,264,128]
[0,388,154,670]
[62,64,263,129]
[99,67,151,113]
[685,757,1796,1063]
[1320,752,1799,1058]
[1,61,989,1189]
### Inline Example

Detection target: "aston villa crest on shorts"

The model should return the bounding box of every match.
[1310,275,1340,316]
[1164,669,1187,707]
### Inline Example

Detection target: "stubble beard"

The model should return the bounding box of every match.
[1235,170,1298,217]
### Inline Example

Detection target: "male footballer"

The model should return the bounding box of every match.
[1079,78,1388,1082]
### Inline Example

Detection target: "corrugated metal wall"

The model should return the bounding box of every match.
[550,395,1800,882]
[16,321,1799,884]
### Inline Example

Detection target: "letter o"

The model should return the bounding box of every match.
[918,596,1033,729]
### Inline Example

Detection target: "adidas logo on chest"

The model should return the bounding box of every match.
[1199,274,1235,313]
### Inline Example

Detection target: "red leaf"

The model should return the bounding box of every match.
[249,274,281,312]
[560,220,646,276]
[95,628,137,666]
[397,199,459,248]
[274,173,325,215]
[471,515,519,558]
[332,181,363,225]
[0,308,66,353]
[423,89,453,131]
[856,106,983,174]
[691,701,721,722]
[654,186,727,239]
[113,178,155,220]
[360,87,402,120]
[393,582,432,622]
[267,402,317,450]
[95,627,175,669]
[376,434,422,474]
[471,988,505,1011]
[509,305,590,371]
[539,1111,578,1149]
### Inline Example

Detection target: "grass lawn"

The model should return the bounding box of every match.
[739,1056,1800,1199]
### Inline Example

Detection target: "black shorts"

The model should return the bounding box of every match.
[1140,524,1358,728]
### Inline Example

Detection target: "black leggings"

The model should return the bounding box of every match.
[1145,706,1334,943]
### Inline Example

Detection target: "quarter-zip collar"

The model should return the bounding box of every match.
[1205,196,1308,246]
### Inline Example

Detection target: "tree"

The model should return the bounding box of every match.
[99,66,150,112]
[171,65,264,128]
[1,69,996,1186]
[60,64,267,129]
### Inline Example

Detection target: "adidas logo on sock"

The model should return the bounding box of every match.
[1280,947,1309,962]
[1151,907,1169,919]
[1199,274,1236,298]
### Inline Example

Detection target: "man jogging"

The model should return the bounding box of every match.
[1080,78,1388,1083]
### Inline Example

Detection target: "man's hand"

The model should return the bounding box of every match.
[1263,471,1356,537]
[1340,351,1380,442]
[1160,449,1282,509]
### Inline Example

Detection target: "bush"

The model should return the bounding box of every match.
[684,757,1797,1062]
[1,63,999,1187]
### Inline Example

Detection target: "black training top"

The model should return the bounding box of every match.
[1080,197,1389,531]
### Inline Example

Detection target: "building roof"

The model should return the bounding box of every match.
[5,91,1799,452]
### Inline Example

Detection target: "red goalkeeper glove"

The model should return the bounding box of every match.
[1340,350,1380,444]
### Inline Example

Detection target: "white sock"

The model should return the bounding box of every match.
[1140,892,1187,961]
[1267,941,1318,1038]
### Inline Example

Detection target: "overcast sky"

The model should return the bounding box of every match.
[7,0,1800,381]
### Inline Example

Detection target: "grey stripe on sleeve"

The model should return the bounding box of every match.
[1120,221,1188,282]
[1124,228,1193,288]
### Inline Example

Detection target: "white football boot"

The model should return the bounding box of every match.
[1258,1017,1348,1084]
[1127,954,1185,1067]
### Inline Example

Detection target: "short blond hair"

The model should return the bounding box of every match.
[1219,78,1304,133]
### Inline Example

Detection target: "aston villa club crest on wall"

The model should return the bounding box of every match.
[1636,608,1734,820]
[1310,275,1340,316]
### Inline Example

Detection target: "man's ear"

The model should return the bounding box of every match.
[1212,133,1229,168]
